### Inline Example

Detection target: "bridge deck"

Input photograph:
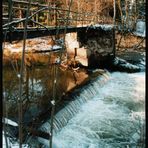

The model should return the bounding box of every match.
[3,25,113,42]
[3,26,87,42]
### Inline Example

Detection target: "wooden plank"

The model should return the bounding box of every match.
[27,49,61,53]
[3,25,114,42]
[12,0,47,7]
[3,13,9,16]
[57,18,93,21]
[27,127,50,139]
[3,18,26,20]
[3,5,28,11]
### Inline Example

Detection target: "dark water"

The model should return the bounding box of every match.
[3,65,88,126]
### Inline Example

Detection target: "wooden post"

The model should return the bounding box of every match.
[117,0,123,24]
[19,4,23,28]
[36,5,39,26]
[76,12,78,26]
[8,0,13,43]
[47,10,49,26]
[53,3,56,26]
[134,0,137,29]
[74,48,77,59]
[25,67,29,101]
[94,0,97,24]
[47,0,50,26]
[77,0,79,26]
[113,0,116,58]
[113,0,116,25]
[125,0,129,28]
[31,11,35,27]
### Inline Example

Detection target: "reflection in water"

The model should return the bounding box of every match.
[3,66,88,126]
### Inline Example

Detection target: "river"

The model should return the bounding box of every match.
[3,70,145,148]
[38,71,145,148]
[3,56,145,148]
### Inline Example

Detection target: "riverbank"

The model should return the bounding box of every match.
[3,31,145,68]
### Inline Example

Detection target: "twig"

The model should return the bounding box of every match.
[49,64,58,148]
[3,97,9,148]
[18,0,31,147]
[132,38,145,50]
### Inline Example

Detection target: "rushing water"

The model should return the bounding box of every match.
[39,71,110,134]
[38,72,145,148]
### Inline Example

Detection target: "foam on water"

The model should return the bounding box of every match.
[39,72,145,148]
[39,71,110,134]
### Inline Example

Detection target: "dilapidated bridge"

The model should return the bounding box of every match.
[3,0,116,67]
[2,0,115,41]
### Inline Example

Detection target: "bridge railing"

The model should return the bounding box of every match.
[2,0,101,30]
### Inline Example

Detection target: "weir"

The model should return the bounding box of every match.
[35,70,110,143]
[38,72,145,148]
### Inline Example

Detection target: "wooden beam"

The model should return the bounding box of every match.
[12,0,47,7]
[27,127,50,139]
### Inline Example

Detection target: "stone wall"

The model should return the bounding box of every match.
[77,25,115,68]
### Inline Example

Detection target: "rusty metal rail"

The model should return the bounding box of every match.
[2,0,97,29]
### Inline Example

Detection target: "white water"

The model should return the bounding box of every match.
[39,71,110,134]
[39,72,145,148]
[3,131,29,148]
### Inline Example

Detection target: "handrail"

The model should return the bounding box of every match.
[2,4,96,29]
[2,0,113,30]
[3,2,94,16]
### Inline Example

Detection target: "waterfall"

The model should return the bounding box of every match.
[38,71,110,138]
[38,71,145,148]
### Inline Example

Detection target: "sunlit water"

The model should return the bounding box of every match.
[39,72,145,148]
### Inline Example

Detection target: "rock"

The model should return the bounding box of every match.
[109,57,141,73]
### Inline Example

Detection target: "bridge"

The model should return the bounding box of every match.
[3,25,113,41]
[3,0,114,41]
[3,0,116,67]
